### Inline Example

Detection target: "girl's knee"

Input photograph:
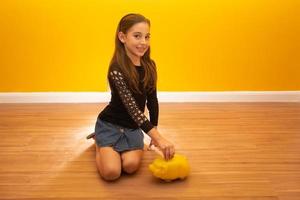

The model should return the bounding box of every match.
[122,158,141,174]
[100,166,121,181]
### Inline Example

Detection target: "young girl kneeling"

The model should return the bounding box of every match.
[93,13,175,181]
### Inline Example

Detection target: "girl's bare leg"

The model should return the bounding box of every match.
[121,149,144,174]
[95,144,122,181]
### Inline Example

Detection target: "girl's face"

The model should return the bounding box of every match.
[118,22,150,59]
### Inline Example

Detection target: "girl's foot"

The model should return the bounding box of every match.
[86,132,96,140]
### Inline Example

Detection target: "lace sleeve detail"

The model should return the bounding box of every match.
[109,70,154,132]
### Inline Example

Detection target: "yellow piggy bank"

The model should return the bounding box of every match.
[148,154,190,181]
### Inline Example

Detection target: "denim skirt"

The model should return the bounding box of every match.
[94,119,144,152]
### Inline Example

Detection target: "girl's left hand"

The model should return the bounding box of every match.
[151,136,175,160]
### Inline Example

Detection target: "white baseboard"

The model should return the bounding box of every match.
[0,91,299,103]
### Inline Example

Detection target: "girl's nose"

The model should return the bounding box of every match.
[140,38,147,44]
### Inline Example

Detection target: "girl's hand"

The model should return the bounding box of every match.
[151,136,175,161]
[148,127,175,160]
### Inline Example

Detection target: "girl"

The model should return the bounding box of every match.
[90,13,175,181]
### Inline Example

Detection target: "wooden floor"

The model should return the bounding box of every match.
[0,103,300,200]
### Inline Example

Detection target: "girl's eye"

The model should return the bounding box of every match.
[134,35,150,39]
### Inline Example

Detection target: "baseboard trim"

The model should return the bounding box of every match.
[0,91,299,103]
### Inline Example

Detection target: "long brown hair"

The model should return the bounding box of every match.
[108,13,157,94]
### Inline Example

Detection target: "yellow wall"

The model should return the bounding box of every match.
[0,0,299,92]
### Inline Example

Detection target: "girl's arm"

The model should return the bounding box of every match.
[146,88,159,127]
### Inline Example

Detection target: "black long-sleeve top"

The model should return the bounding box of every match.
[97,63,159,133]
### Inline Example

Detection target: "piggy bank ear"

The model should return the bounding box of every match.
[149,159,167,175]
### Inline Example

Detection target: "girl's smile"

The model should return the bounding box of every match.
[136,46,147,54]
